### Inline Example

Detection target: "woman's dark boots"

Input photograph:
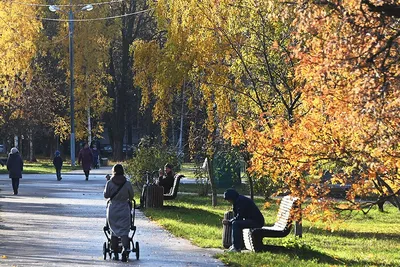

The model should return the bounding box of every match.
[121,248,130,262]
[113,252,119,261]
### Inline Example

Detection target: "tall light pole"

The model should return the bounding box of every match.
[49,2,93,166]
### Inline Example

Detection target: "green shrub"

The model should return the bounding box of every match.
[125,146,180,190]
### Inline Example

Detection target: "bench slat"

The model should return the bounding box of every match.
[164,174,184,200]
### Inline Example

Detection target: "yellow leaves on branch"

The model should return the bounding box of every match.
[0,1,41,79]
[133,0,400,223]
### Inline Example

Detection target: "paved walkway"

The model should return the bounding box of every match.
[0,171,224,266]
[64,166,200,184]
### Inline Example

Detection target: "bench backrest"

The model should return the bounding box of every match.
[273,195,299,230]
[164,174,184,200]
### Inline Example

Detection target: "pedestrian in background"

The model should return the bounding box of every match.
[53,150,63,181]
[6,147,23,195]
[91,144,100,169]
[78,143,93,181]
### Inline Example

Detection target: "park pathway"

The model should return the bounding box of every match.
[0,169,224,267]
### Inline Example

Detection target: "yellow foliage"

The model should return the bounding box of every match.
[132,0,400,224]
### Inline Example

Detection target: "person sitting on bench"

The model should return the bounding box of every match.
[157,163,175,194]
[222,188,265,253]
[139,163,175,208]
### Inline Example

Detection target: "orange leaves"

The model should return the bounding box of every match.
[133,0,400,224]
[263,201,271,210]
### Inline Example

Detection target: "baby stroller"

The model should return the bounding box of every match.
[103,199,140,261]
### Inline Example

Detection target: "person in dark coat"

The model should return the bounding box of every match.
[104,164,134,262]
[222,188,265,252]
[139,163,175,209]
[6,147,23,195]
[157,163,175,194]
[91,144,100,169]
[78,143,93,180]
[53,150,63,181]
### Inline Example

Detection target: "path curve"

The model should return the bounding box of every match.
[0,171,224,266]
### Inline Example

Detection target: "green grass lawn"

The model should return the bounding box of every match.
[179,162,198,178]
[179,183,251,195]
[142,194,400,267]
[0,159,76,174]
[0,160,195,175]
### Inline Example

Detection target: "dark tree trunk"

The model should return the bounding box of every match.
[107,0,153,161]
[207,157,218,207]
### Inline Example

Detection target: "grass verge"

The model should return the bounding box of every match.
[142,194,400,267]
[0,159,75,174]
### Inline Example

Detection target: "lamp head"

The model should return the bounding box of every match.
[49,5,60,12]
[81,4,93,11]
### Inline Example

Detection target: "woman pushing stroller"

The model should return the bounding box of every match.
[104,164,134,262]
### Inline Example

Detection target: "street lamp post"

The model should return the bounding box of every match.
[49,2,93,166]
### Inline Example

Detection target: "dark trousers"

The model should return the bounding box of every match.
[11,178,20,194]
[140,184,148,207]
[232,219,263,249]
[111,234,130,253]
[84,170,90,179]
[56,168,62,180]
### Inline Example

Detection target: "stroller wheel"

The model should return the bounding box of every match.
[135,241,140,260]
[103,242,107,260]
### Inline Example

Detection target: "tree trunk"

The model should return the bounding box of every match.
[247,172,254,200]
[243,155,254,200]
[207,157,218,207]
[178,83,184,157]
[87,104,91,146]
[111,37,129,161]
[29,130,34,162]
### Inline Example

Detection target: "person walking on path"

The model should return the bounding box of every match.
[104,164,134,262]
[91,144,100,169]
[6,147,23,195]
[53,150,63,181]
[222,188,265,253]
[78,143,93,181]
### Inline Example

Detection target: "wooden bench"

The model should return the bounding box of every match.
[243,195,299,252]
[164,174,184,200]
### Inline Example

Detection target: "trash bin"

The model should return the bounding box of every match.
[213,151,241,188]
[222,211,234,248]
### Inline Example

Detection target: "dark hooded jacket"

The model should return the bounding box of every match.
[158,171,175,194]
[6,152,23,179]
[104,174,134,237]
[224,189,265,226]
[53,151,63,170]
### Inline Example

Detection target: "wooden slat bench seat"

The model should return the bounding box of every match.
[164,174,184,200]
[243,195,299,252]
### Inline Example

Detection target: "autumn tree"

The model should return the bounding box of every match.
[105,0,155,161]
[134,0,399,220]
[42,1,117,147]
[287,0,400,215]
[0,0,42,132]
[133,0,301,204]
